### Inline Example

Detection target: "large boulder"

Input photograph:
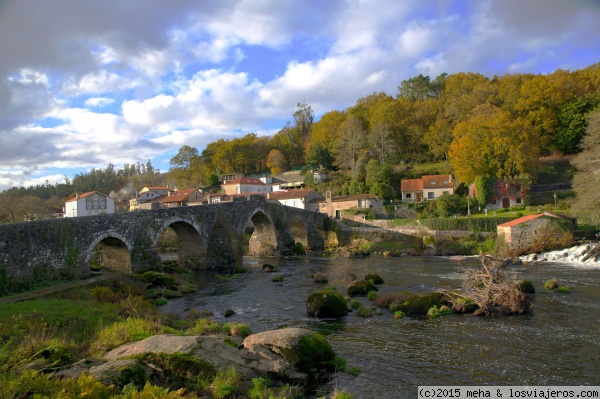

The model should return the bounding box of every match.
[86,332,312,388]
[243,328,335,374]
[306,290,348,318]
[364,273,385,285]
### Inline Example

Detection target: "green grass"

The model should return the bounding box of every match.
[359,240,409,253]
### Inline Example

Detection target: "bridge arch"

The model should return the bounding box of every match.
[86,232,134,274]
[246,210,278,257]
[153,217,205,269]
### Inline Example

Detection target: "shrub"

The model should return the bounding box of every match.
[272,274,285,282]
[393,310,406,319]
[350,299,362,309]
[293,242,306,255]
[91,317,167,354]
[91,286,117,303]
[222,322,251,337]
[544,278,559,290]
[247,376,303,399]
[367,291,380,301]
[188,318,221,335]
[556,286,570,293]
[427,305,453,317]
[518,280,536,294]
[356,306,373,317]
[140,272,176,288]
[209,367,241,399]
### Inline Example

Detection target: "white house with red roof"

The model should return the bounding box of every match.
[400,174,454,202]
[266,189,323,209]
[64,191,115,217]
[221,177,272,195]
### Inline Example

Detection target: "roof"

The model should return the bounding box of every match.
[143,186,170,191]
[422,174,454,189]
[400,178,423,192]
[160,189,198,203]
[497,213,543,228]
[330,194,381,202]
[64,191,106,203]
[497,212,575,228]
[221,177,265,186]
[268,189,322,200]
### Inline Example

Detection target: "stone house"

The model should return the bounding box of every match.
[400,174,455,202]
[311,193,384,218]
[129,186,171,211]
[497,212,576,251]
[266,189,324,210]
[64,191,115,217]
[469,179,527,210]
[159,189,204,208]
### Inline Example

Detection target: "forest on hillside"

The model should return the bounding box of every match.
[1,63,600,224]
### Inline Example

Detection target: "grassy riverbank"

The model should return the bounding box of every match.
[0,271,351,399]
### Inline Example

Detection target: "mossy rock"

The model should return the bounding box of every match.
[293,242,306,255]
[294,332,335,372]
[306,290,348,319]
[364,273,384,285]
[347,280,378,296]
[518,280,536,294]
[140,271,176,288]
[224,309,235,317]
[137,352,215,385]
[262,264,277,272]
[390,292,443,316]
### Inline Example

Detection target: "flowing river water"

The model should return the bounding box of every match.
[161,254,600,398]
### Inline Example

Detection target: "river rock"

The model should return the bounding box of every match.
[306,290,348,318]
[347,279,378,296]
[84,332,312,388]
[243,328,335,373]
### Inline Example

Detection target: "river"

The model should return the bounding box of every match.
[160,254,600,398]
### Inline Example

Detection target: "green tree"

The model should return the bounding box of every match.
[397,73,447,101]
[168,145,202,188]
[365,159,392,188]
[305,142,334,170]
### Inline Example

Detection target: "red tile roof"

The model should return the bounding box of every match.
[160,189,198,203]
[400,179,423,192]
[422,174,454,189]
[497,213,542,228]
[221,177,265,186]
[64,191,102,203]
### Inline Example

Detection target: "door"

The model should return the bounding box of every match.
[502,197,510,208]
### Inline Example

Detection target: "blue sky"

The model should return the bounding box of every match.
[0,0,599,192]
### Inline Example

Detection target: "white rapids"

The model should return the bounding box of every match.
[521,244,600,266]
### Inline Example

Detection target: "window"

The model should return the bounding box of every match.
[443,191,449,195]
[516,198,522,204]
[428,192,434,199]
[86,202,92,210]
[406,193,411,199]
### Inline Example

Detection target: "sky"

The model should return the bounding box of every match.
[0,0,599,192]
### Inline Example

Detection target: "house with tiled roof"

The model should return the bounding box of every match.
[159,189,204,208]
[64,191,115,217]
[221,177,272,195]
[266,189,323,210]
[497,212,576,251]
[311,193,384,218]
[469,179,527,210]
[400,174,454,202]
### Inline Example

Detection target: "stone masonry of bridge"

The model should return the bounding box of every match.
[0,196,332,283]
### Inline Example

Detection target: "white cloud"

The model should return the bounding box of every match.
[84,97,115,108]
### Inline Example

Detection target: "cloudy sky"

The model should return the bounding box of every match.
[0,0,599,192]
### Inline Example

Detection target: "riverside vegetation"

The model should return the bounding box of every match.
[0,262,354,399]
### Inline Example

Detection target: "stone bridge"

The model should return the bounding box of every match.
[0,196,337,282]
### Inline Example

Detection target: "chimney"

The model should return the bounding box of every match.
[76,193,80,199]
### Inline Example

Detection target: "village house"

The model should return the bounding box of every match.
[469,179,527,210]
[266,189,324,210]
[129,186,171,211]
[400,174,455,202]
[159,189,204,208]
[221,177,272,195]
[311,192,384,218]
[64,191,115,218]
[497,212,576,251]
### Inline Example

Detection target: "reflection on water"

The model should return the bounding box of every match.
[160,255,600,398]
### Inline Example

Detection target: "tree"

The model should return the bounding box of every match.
[368,123,398,164]
[169,145,202,188]
[308,110,346,151]
[266,149,286,176]
[397,73,447,101]
[293,100,314,138]
[448,105,540,184]
[365,159,392,188]
[571,109,600,223]
[335,115,366,174]
[305,142,334,170]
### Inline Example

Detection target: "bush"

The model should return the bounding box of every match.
[356,306,373,317]
[367,291,380,301]
[271,274,285,282]
[427,305,453,317]
[544,278,559,290]
[222,322,251,337]
[293,242,306,255]
[518,280,536,294]
[188,318,221,335]
[140,272,176,288]
[209,367,241,399]
[556,286,570,293]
